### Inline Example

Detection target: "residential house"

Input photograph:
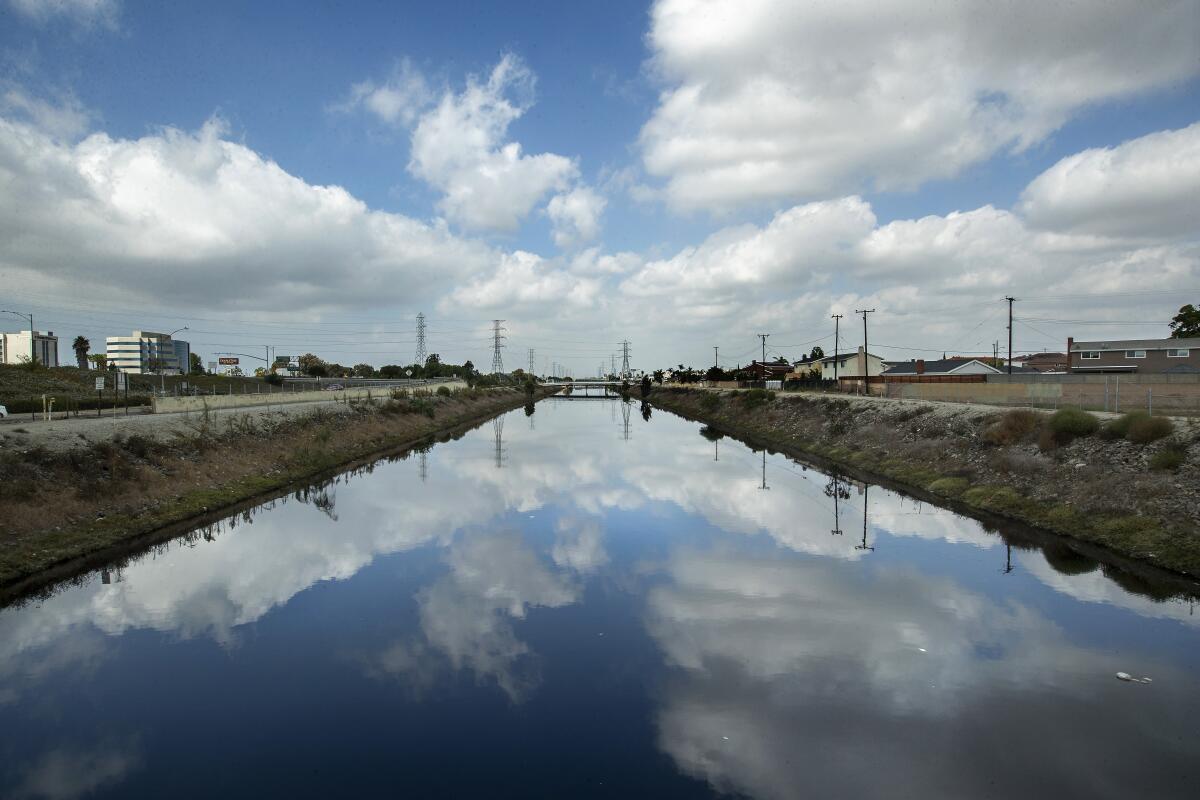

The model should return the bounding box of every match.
[882,358,1001,381]
[746,360,793,381]
[820,347,885,380]
[1015,351,1068,373]
[1067,337,1200,374]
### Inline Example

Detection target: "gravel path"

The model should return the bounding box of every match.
[0,398,358,453]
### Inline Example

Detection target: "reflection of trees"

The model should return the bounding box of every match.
[1040,543,1099,576]
[293,483,338,521]
[641,402,653,421]
[824,474,850,536]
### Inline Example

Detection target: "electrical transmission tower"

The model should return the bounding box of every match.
[418,451,427,482]
[620,340,631,379]
[528,348,535,375]
[414,312,427,365]
[490,319,506,374]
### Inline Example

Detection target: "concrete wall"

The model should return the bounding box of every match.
[152,379,465,414]
[878,373,1200,414]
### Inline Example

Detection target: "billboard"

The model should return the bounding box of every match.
[218,357,239,366]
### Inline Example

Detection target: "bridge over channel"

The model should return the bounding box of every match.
[541,380,627,397]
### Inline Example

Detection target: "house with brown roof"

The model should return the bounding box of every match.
[1067,337,1200,374]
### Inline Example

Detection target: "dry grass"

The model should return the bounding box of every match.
[982,409,1042,446]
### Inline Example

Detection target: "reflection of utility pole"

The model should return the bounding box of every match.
[419,451,428,482]
[1002,543,1013,574]
[856,485,874,551]
[826,475,848,535]
[759,450,770,491]
[714,438,719,461]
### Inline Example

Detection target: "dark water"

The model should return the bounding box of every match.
[2,399,1198,799]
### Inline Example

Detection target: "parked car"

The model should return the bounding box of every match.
[323,384,345,391]
[0,404,7,418]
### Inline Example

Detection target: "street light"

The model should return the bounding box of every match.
[0,310,35,365]
[162,326,189,393]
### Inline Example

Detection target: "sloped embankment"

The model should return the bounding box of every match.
[646,387,1200,577]
[0,387,550,593]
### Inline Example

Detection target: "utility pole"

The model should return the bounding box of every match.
[714,346,719,370]
[1004,296,1015,375]
[490,319,506,375]
[831,314,842,381]
[415,312,427,365]
[757,333,769,383]
[855,309,875,380]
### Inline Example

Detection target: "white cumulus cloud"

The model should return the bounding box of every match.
[640,0,1200,212]
[335,58,432,127]
[0,114,498,312]
[546,185,607,248]
[1019,122,1200,239]
[408,54,578,231]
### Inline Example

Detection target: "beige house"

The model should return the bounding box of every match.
[820,347,885,380]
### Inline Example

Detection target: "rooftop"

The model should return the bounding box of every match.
[1071,337,1200,351]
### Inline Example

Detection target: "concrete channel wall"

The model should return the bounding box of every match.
[879,373,1200,414]
[152,379,465,414]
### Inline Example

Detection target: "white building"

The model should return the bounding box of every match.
[0,330,59,367]
[106,331,191,375]
[819,347,885,380]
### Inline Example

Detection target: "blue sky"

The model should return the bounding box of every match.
[1,0,1198,372]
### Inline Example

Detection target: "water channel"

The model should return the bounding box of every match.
[1,398,1197,798]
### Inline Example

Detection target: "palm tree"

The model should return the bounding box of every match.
[72,336,90,369]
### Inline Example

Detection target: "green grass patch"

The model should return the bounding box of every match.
[928,477,969,497]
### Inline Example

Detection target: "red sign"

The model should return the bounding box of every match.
[218,357,239,365]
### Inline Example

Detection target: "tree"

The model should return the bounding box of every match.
[653,369,664,384]
[229,365,244,377]
[353,363,375,378]
[88,353,108,371]
[809,345,825,361]
[640,374,652,398]
[1169,304,1199,338]
[189,352,205,374]
[298,353,328,377]
[72,336,90,369]
[254,367,268,377]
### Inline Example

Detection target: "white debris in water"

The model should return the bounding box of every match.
[1116,672,1153,684]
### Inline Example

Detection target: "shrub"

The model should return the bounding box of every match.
[1103,410,1147,440]
[742,388,774,409]
[1127,415,1173,445]
[1150,444,1187,471]
[699,392,720,411]
[436,385,451,397]
[982,409,1041,446]
[1047,408,1099,439]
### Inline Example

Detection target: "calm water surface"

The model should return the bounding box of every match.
[2,399,1198,798]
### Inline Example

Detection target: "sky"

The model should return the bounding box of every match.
[0,0,1198,374]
